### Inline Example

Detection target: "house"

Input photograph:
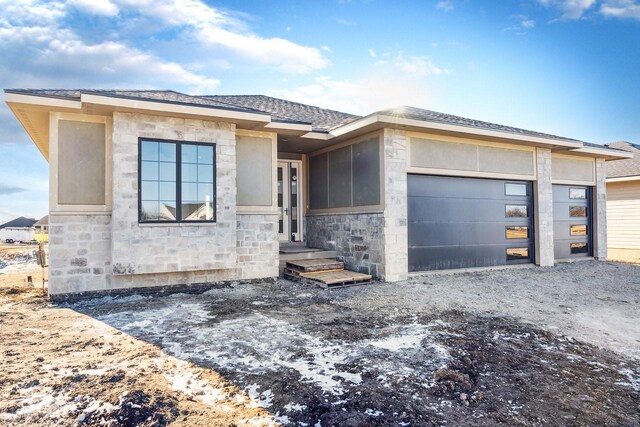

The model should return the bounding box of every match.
[34,215,49,232]
[604,141,640,262]
[0,216,37,242]
[4,89,632,300]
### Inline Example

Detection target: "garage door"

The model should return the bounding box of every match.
[408,175,534,271]
[553,185,592,259]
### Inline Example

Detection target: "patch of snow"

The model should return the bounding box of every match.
[365,408,384,417]
[617,368,640,391]
[283,403,307,412]
[100,305,453,398]
[63,294,148,308]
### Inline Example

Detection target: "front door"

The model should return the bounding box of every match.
[278,161,303,241]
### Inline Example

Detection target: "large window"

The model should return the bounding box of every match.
[139,139,216,223]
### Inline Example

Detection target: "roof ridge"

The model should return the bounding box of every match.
[203,94,360,118]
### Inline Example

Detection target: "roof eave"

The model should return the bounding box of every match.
[80,93,272,124]
[318,113,585,149]
[567,146,634,160]
[606,175,640,183]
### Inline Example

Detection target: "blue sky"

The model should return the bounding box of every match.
[1,0,639,223]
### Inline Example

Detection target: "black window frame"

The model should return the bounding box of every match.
[138,138,217,224]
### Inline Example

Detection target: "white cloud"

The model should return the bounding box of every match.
[0,1,220,92]
[538,0,597,19]
[393,52,450,76]
[503,15,536,33]
[368,48,377,58]
[269,74,439,117]
[0,0,65,24]
[436,0,454,12]
[113,0,330,73]
[67,0,119,16]
[521,18,536,28]
[40,39,220,92]
[601,0,640,19]
[268,53,450,115]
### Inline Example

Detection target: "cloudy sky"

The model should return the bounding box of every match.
[1,0,639,223]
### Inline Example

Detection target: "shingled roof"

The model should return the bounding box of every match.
[202,95,360,132]
[4,89,271,116]
[605,141,640,178]
[5,89,626,149]
[376,106,581,143]
[0,216,37,229]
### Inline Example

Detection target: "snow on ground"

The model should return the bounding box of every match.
[98,305,451,398]
[0,248,38,274]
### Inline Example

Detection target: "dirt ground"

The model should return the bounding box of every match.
[0,251,639,426]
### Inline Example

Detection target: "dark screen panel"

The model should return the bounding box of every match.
[309,153,329,209]
[352,137,380,206]
[328,145,352,208]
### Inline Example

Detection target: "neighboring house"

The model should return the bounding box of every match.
[34,215,49,232]
[0,216,37,242]
[605,141,640,262]
[4,89,631,300]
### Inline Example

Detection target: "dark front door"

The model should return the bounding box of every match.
[408,174,534,272]
[553,185,592,259]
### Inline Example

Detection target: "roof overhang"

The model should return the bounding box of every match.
[6,90,630,160]
[606,175,640,183]
[5,91,316,160]
[331,113,585,149]
[555,146,634,161]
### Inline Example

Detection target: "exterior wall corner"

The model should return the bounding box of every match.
[594,158,607,259]
[534,148,554,267]
[382,128,408,281]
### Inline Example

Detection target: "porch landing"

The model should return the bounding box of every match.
[279,242,338,263]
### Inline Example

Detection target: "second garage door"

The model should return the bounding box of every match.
[408,175,535,271]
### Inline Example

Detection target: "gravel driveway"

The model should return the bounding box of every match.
[69,260,639,426]
[362,260,640,360]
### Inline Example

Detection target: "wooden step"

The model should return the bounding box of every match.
[286,258,344,273]
[285,269,373,289]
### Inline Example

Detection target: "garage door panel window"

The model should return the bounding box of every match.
[569,188,587,199]
[506,247,529,261]
[570,224,587,236]
[506,226,529,239]
[505,183,527,197]
[570,242,589,254]
[506,205,528,218]
[569,206,587,217]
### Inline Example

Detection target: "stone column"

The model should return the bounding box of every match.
[593,158,607,259]
[382,128,408,281]
[534,148,554,266]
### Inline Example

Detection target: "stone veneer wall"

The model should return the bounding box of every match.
[305,213,385,277]
[48,214,112,294]
[594,158,607,260]
[110,112,237,276]
[48,112,278,298]
[534,148,555,267]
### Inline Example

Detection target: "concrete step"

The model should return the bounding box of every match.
[279,250,338,263]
